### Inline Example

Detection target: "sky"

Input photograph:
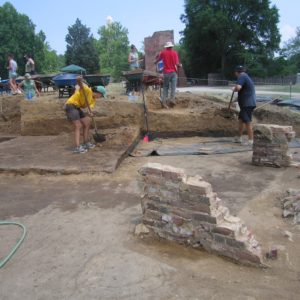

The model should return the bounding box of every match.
[0,0,299,55]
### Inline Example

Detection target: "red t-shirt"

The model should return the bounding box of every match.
[158,48,179,74]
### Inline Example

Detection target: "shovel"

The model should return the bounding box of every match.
[228,90,235,111]
[141,84,152,142]
[76,77,106,143]
[219,91,237,119]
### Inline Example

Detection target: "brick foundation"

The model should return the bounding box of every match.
[252,124,296,167]
[138,163,263,266]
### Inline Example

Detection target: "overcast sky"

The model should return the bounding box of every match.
[0,0,298,54]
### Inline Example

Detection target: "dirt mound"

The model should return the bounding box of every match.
[145,91,162,110]
[145,91,226,111]
[101,126,140,148]
[254,105,300,135]
[0,95,22,135]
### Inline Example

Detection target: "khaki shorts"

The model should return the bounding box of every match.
[65,104,85,121]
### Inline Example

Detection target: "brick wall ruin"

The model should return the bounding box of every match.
[252,124,296,167]
[139,163,263,266]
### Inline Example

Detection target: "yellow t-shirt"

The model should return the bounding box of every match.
[66,84,95,109]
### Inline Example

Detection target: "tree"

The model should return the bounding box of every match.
[281,27,300,73]
[65,18,99,73]
[97,21,129,80]
[0,2,46,78]
[180,0,280,78]
[42,43,65,74]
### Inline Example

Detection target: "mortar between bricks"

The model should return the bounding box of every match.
[138,163,264,267]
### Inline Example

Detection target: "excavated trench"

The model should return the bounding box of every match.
[0,90,299,174]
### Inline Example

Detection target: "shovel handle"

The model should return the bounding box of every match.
[228,91,235,111]
[76,77,91,113]
[254,98,277,111]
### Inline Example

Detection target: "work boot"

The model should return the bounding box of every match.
[73,145,88,154]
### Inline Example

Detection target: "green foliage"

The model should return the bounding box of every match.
[42,43,65,74]
[97,22,130,80]
[65,18,100,74]
[181,0,280,78]
[0,2,46,78]
[281,27,300,73]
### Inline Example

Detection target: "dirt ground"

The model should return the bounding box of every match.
[0,90,300,299]
[0,147,300,300]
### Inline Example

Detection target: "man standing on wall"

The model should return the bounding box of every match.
[24,54,35,75]
[232,65,256,146]
[155,41,181,109]
[7,54,19,95]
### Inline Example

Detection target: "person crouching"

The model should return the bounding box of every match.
[65,78,106,153]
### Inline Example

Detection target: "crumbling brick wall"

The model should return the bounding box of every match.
[139,163,263,266]
[252,124,296,167]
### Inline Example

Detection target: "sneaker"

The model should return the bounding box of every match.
[73,145,88,154]
[83,142,95,149]
[233,136,243,144]
[241,140,254,147]
[162,103,169,109]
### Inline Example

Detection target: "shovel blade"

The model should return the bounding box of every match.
[93,132,106,143]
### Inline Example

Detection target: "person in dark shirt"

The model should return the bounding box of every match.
[232,65,256,145]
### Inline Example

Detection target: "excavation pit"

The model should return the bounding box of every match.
[1,89,300,299]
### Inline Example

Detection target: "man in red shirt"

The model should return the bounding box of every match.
[156,41,181,108]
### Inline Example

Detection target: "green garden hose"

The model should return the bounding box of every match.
[0,221,26,268]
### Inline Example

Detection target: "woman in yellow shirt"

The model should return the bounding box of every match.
[65,81,106,153]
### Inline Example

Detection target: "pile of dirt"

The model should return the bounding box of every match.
[254,105,300,135]
[143,91,238,136]
[0,95,22,135]
[101,126,140,148]
[145,91,225,111]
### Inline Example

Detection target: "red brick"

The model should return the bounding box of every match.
[236,250,262,264]
[192,212,217,224]
[172,215,185,226]
[212,226,235,237]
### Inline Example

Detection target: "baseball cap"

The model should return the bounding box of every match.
[95,85,106,98]
[25,73,31,79]
[235,65,245,73]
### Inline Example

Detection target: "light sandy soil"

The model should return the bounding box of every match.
[0,149,300,300]
[0,89,300,299]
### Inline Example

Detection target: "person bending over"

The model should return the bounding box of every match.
[65,78,106,153]
[18,73,40,99]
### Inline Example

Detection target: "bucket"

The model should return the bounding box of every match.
[26,91,33,100]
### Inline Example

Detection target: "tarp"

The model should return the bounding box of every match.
[130,138,300,157]
[61,64,86,74]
